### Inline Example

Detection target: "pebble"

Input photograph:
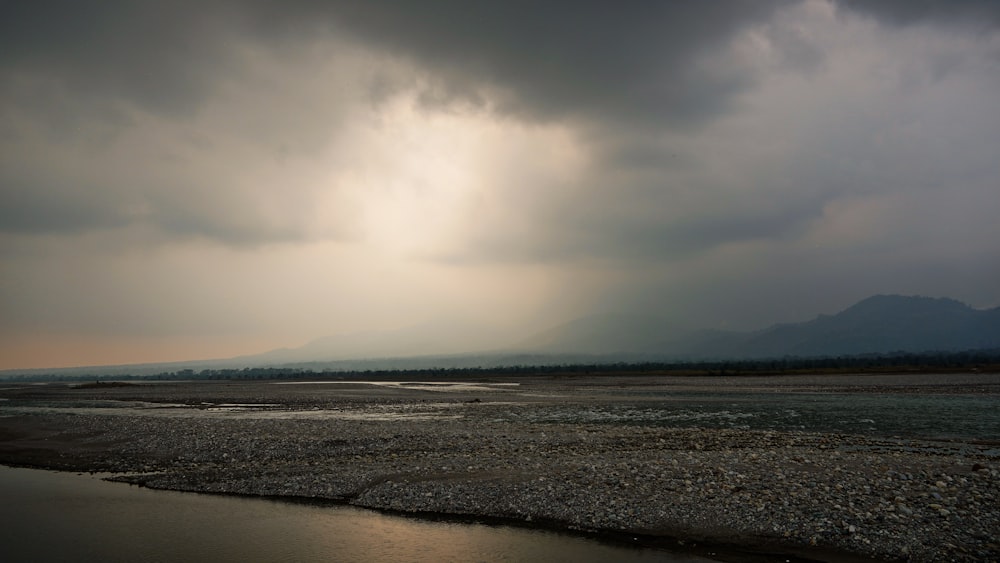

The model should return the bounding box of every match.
[2,383,999,563]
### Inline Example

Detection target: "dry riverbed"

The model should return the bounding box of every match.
[1,373,998,562]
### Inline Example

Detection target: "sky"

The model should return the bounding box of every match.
[2,0,999,370]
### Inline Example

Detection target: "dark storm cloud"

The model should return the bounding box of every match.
[2,0,998,332]
[13,0,991,129]
[0,165,308,244]
[0,0,799,247]
[837,0,1000,28]
[309,0,793,126]
[0,1,359,246]
[0,177,130,235]
[1,1,791,123]
[0,1,243,116]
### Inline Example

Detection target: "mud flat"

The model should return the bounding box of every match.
[1,374,999,562]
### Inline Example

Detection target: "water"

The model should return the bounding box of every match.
[499,392,1000,441]
[0,466,708,563]
[6,389,998,440]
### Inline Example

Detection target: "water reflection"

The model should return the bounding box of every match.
[504,392,1000,441]
[0,466,710,562]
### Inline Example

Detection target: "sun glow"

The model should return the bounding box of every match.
[331,96,585,260]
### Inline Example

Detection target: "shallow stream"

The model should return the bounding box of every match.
[0,466,710,563]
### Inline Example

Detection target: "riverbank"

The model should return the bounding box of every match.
[1,374,998,561]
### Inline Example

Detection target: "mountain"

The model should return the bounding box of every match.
[720,295,1000,357]
[524,295,1000,359]
[5,294,997,379]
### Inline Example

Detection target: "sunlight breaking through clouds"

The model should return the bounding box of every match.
[1,0,998,368]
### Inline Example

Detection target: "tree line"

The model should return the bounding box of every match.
[6,348,999,382]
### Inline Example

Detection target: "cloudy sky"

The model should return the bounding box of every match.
[2,0,999,369]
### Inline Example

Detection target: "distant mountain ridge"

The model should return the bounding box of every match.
[4,294,998,377]
[258,294,1000,362]
[522,295,1000,358]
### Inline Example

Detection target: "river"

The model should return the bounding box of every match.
[0,466,711,562]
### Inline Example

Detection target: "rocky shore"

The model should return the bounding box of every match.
[1,375,998,562]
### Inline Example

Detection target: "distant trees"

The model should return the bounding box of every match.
[6,349,999,383]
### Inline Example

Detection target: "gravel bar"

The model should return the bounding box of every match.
[1,375,998,562]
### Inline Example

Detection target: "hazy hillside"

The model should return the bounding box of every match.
[242,320,509,364]
[719,295,1000,357]
[259,295,1000,363]
[5,294,998,378]
[525,295,1000,358]
[515,313,686,354]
